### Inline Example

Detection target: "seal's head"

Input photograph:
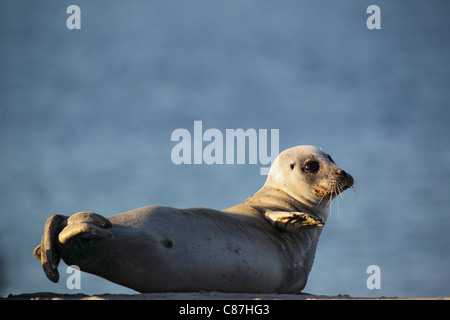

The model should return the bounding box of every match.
[266,145,354,212]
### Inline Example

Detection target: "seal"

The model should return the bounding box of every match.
[33,145,353,293]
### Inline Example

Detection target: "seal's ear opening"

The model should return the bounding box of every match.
[290,163,295,170]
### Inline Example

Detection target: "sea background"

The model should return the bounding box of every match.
[1,0,449,298]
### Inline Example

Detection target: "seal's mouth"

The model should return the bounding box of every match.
[313,170,354,198]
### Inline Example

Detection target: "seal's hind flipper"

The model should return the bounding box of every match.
[264,211,324,232]
[58,211,114,244]
[33,214,69,283]
[34,212,112,283]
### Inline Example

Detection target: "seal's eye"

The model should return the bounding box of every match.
[304,161,319,173]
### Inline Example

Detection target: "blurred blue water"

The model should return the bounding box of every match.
[1,0,449,297]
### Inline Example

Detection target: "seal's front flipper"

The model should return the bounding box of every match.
[33,214,69,283]
[264,211,324,232]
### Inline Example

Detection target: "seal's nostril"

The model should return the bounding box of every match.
[337,169,348,177]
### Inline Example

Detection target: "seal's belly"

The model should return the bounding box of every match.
[83,205,302,293]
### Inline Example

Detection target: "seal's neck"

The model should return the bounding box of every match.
[228,185,329,220]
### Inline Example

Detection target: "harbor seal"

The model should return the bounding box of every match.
[33,145,353,293]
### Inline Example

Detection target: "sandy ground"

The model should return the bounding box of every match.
[2,292,449,300]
